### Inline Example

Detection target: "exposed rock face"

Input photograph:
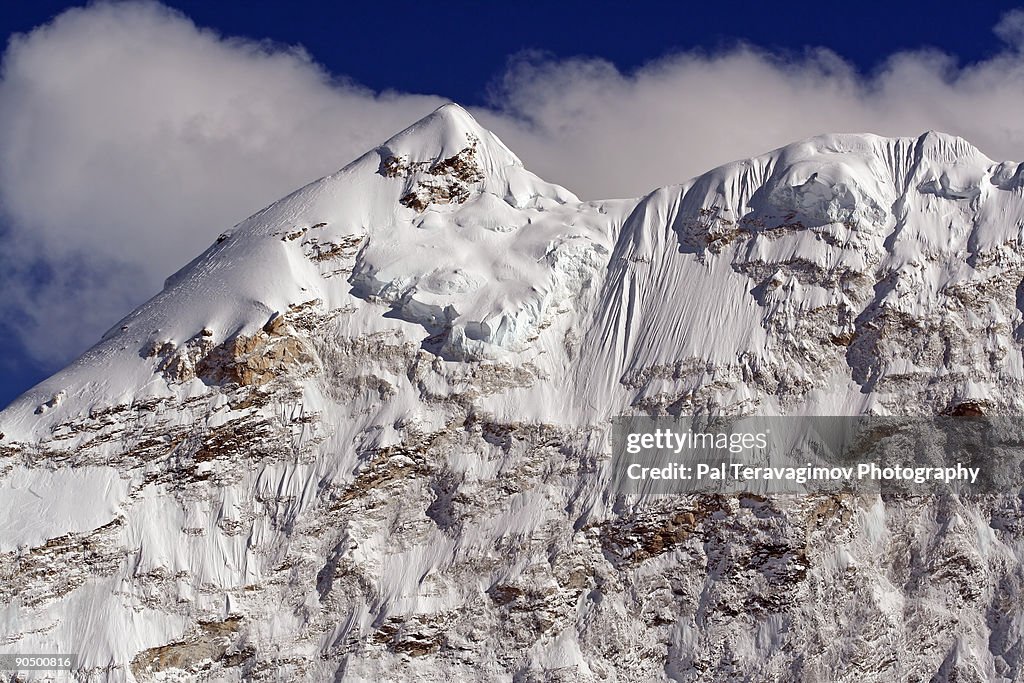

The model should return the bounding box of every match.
[382,138,485,212]
[130,617,246,681]
[196,312,317,388]
[1,106,1023,682]
[146,314,316,389]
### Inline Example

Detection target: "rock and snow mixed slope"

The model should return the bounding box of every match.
[0,104,1023,682]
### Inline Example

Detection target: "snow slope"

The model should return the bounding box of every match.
[1,104,1023,682]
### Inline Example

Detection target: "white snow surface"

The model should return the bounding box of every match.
[1,105,1023,681]
[0,467,127,552]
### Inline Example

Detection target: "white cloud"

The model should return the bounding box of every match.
[480,44,1024,200]
[3,1,1024,370]
[0,1,443,363]
[995,8,1024,49]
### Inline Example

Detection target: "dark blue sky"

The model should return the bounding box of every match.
[3,1,1020,107]
[1,0,1021,407]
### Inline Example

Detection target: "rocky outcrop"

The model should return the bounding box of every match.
[381,138,485,212]
[196,314,316,388]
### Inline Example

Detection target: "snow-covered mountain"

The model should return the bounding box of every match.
[1,103,1023,681]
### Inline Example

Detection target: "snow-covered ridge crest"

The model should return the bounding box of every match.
[2,115,1024,441]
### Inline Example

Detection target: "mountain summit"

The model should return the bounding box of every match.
[1,106,1023,681]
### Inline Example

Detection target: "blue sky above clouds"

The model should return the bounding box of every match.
[2,0,1024,406]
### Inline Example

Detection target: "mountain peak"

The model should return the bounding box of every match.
[0,100,590,441]
[376,102,523,179]
[427,101,484,132]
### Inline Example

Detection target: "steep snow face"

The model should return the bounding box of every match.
[577,132,1024,418]
[1,108,1024,682]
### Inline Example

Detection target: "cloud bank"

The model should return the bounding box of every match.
[3,1,1024,372]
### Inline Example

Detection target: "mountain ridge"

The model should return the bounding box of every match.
[0,104,1023,682]
[5,106,1021,437]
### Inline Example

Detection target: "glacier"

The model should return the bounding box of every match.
[0,103,1022,681]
